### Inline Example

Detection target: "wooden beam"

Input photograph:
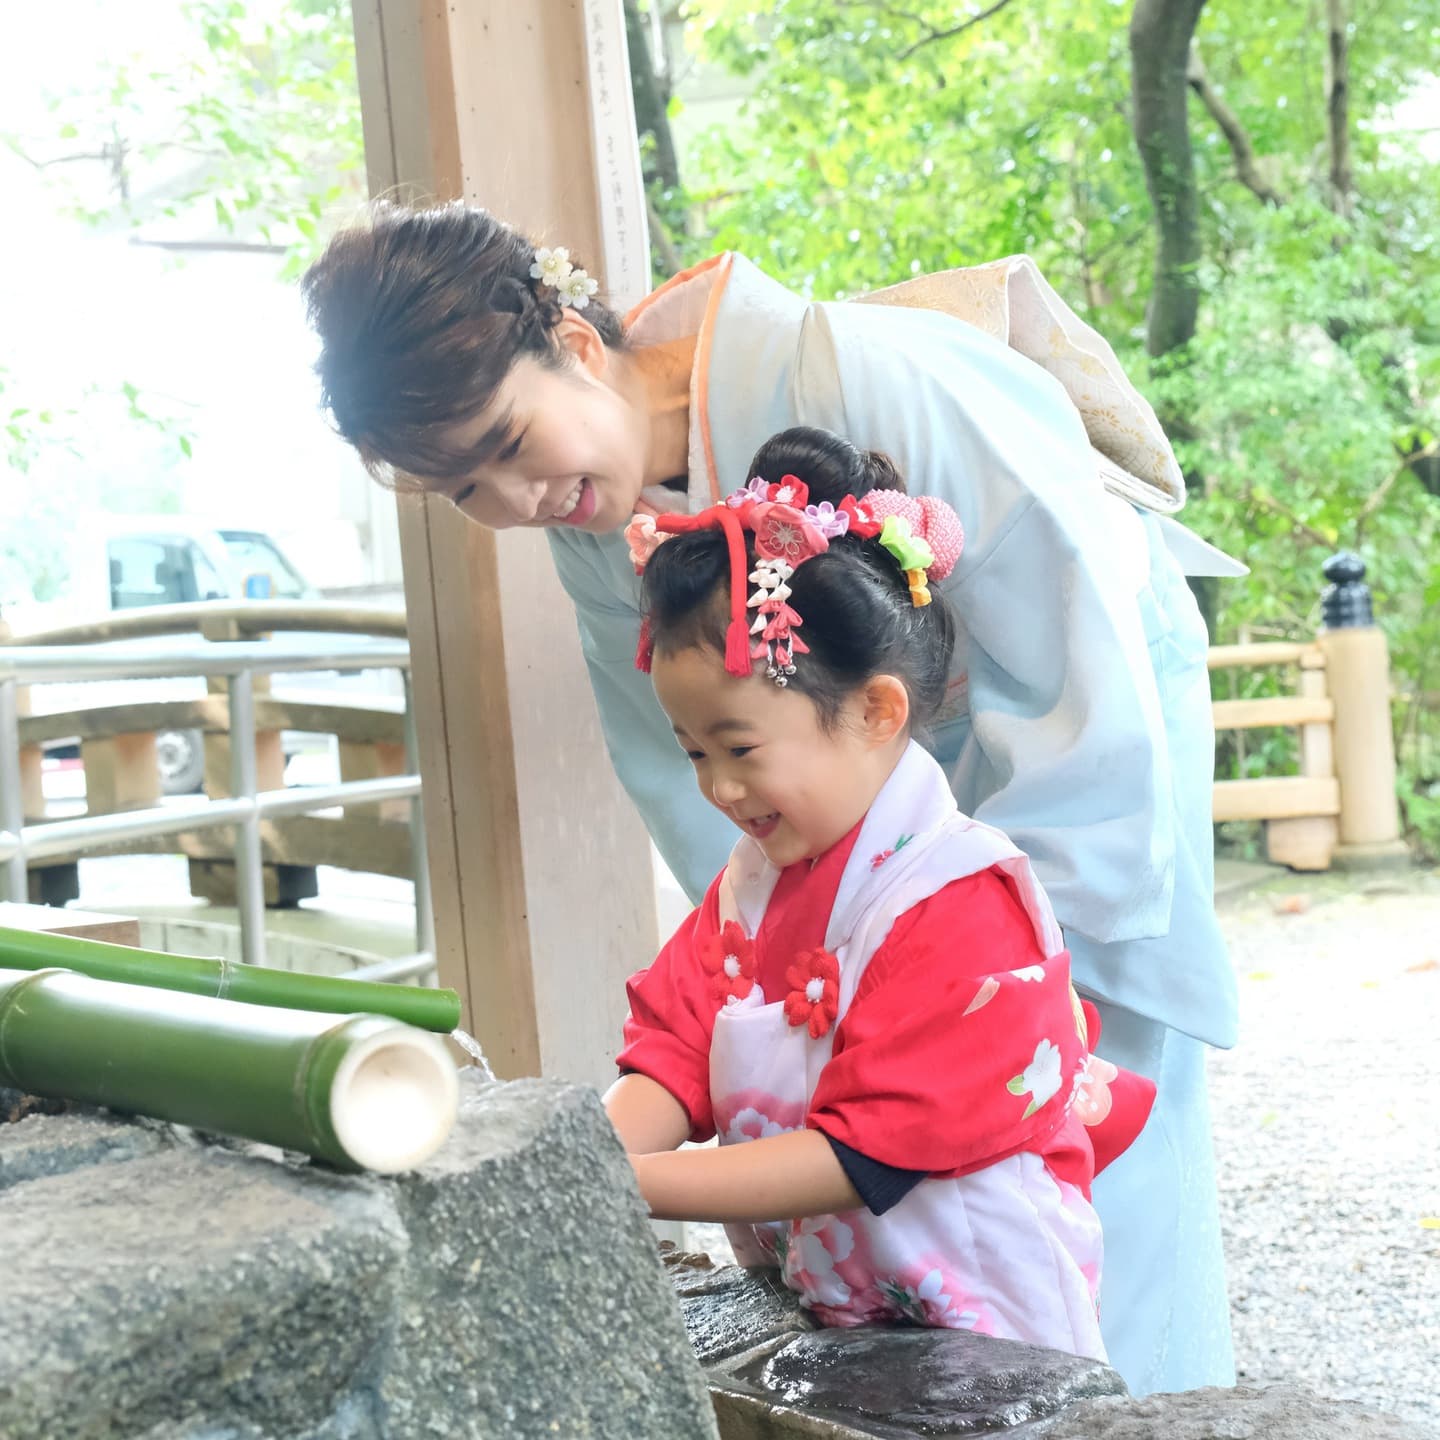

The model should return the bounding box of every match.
[1207,641,1324,671]
[1211,696,1335,730]
[1213,776,1340,823]
[353,0,659,1087]
[20,697,405,748]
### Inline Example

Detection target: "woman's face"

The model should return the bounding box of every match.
[435,343,650,535]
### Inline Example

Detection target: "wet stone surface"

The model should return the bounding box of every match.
[719,1328,1125,1438]
[664,1248,1126,1437]
[666,1252,1438,1439]
[664,1245,820,1366]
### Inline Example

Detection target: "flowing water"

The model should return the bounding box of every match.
[449,1027,496,1082]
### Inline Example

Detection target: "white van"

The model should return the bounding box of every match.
[10,517,321,794]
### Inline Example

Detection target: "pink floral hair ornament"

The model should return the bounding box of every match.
[627,483,963,680]
[857,490,964,606]
[624,513,668,573]
[628,491,832,687]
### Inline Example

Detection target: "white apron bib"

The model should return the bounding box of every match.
[707,743,1108,1358]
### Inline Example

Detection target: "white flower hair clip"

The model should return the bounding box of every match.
[529,246,600,310]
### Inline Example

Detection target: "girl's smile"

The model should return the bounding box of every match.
[650,643,909,869]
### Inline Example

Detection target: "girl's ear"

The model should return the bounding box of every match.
[555,310,610,378]
[860,674,910,747]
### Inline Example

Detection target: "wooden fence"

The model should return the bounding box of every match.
[1206,555,1405,871]
[3,603,414,907]
[1209,641,1341,870]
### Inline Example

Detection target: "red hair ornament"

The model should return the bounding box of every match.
[629,478,963,682]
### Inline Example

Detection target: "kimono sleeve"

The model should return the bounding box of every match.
[547,529,737,905]
[617,876,725,1141]
[806,869,1087,1174]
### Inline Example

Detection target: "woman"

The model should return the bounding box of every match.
[302,201,1238,1394]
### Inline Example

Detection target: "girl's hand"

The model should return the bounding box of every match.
[630,1129,861,1224]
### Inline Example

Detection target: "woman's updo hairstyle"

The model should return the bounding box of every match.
[301,201,625,485]
[643,427,956,732]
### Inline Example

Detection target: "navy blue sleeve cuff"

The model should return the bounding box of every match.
[824,1134,927,1216]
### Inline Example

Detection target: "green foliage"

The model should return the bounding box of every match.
[676,0,1440,856]
[6,0,363,275]
[2,1,356,614]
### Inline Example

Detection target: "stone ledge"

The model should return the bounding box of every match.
[0,1074,719,1440]
[0,1105,171,1192]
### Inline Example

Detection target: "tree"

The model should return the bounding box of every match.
[673,0,1440,850]
[1129,0,1207,363]
[4,0,364,272]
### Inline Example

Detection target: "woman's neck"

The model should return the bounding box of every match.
[623,334,697,489]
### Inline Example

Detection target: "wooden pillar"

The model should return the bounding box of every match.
[352,0,659,1088]
[1316,553,1408,869]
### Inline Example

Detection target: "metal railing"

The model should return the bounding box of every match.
[0,635,435,981]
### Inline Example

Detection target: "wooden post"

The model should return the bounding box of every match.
[1264,650,1339,871]
[1316,554,1409,868]
[351,0,659,1088]
[339,738,409,822]
[0,618,44,821]
[81,733,162,814]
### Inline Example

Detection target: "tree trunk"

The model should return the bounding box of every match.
[1325,0,1353,218]
[1129,0,1208,360]
[1130,0,1215,631]
[624,0,681,191]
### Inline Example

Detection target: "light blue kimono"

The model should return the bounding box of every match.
[550,255,1237,1393]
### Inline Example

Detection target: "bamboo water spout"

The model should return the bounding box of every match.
[0,924,460,1033]
[0,967,459,1173]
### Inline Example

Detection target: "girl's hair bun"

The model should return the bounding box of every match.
[747,427,905,507]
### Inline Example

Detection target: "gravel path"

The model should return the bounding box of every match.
[1212,868,1440,1426]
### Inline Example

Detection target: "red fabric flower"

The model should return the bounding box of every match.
[784,948,840,1038]
[837,495,883,539]
[699,920,756,1006]
[769,474,810,508]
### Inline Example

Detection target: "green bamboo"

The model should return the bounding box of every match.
[0,925,460,1033]
[0,967,459,1172]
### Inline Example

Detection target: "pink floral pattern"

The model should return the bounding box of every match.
[878,1265,984,1330]
[787,1214,856,1309]
[1071,1053,1119,1126]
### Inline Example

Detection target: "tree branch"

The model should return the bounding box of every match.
[897,0,1022,61]
[1353,441,1440,543]
[1249,490,1335,548]
[1186,43,1283,206]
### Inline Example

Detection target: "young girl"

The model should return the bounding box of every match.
[605,426,1155,1360]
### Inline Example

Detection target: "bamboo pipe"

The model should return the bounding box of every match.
[0,967,459,1173]
[0,925,460,1033]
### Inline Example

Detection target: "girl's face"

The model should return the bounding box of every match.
[652,644,909,869]
[435,347,649,535]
